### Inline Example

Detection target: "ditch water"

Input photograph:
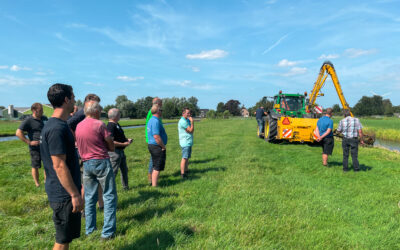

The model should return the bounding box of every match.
[0,122,176,143]
[373,138,400,152]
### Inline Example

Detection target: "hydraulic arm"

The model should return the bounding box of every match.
[306,61,353,117]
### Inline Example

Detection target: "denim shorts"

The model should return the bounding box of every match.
[181,146,192,159]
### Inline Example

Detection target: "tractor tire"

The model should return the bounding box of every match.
[265,117,278,142]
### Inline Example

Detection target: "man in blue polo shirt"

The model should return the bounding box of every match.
[316,108,334,166]
[147,104,168,187]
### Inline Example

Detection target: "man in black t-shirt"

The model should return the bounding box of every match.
[107,108,133,190]
[40,83,83,249]
[16,103,48,187]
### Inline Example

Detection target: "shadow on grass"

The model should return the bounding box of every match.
[118,190,178,210]
[120,227,195,250]
[122,204,176,224]
[328,161,373,171]
[190,156,220,164]
[158,166,227,187]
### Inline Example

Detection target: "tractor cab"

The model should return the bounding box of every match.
[272,92,307,118]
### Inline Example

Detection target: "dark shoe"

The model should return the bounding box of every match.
[354,169,360,172]
[98,206,104,212]
[343,168,349,172]
[101,234,115,241]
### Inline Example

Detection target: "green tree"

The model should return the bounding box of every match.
[353,95,384,116]
[223,110,231,119]
[103,104,116,114]
[75,99,83,107]
[206,110,216,119]
[224,100,241,116]
[216,102,225,113]
[383,99,393,116]
[332,104,341,113]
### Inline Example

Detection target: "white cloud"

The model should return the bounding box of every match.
[84,82,104,87]
[35,72,47,76]
[262,33,289,55]
[318,54,340,60]
[277,59,298,67]
[0,75,46,86]
[191,67,200,72]
[168,80,215,90]
[116,76,144,82]
[344,48,377,58]
[10,65,31,71]
[282,67,307,77]
[186,49,228,60]
[54,32,73,44]
[0,65,8,69]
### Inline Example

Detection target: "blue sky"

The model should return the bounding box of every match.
[1,0,400,109]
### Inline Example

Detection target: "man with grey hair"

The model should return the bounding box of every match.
[145,97,162,185]
[75,101,118,240]
[337,109,364,172]
[147,104,167,187]
[107,108,133,190]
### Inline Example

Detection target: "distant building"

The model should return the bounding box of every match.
[241,108,249,118]
[199,109,209,118]
[1,105,28,119]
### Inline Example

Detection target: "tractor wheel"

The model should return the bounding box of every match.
[265,117,278,142]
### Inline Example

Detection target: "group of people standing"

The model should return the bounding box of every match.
[316,108,364,171]
[16,83,195,249]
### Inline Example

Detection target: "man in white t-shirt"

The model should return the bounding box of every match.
[178,108,194,179]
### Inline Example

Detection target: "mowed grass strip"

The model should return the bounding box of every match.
[1,119,400,249]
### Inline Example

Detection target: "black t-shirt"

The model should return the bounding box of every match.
[255,108,266,119]
[67,108,85,132]
[40,117,81,202]
[107,122,128,149]
[19,116,48,151]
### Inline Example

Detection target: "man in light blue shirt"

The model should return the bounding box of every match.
[178,108,194,179]
[147,104,168,187]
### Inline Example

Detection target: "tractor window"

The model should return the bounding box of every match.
[284,97,303,111]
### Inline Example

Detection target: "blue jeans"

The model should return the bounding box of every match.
[83,159,117,238]
[257,119,265,134]
[148,156,153,173]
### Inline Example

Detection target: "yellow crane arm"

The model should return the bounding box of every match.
[306,61,353,117]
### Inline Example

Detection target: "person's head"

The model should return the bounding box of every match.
[84,94,100,103]
[260,106,264,109]
[47,83,75,112]
[151,104,162,117]
[152,97,162,108]
[84,101,102,119]
[325,108,333,117]
[343,109,351,117]
[182,108,191,119]
[31,103,43,118]
[108,108,121,122]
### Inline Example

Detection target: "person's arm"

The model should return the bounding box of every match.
[319,128,332,140]
[154,134,166,150]
[105,136,115,152]
[16,129,39,146]
[51,154,84,213]
[114,141,130,148]
[185,117,194,133]
[315,126,321,141]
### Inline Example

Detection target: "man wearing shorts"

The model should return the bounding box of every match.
[316,108,334,166]
[147,104,168,187]
[178,108,194,179]
[145,97,162,185]
[40,83,83,249]
[16,103,48,187]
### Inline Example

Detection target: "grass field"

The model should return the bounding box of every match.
[1,119,400,249]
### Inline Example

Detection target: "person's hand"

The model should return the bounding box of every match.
[29,140,40,146]
[128,138,133,144]
[316,138,321,142]
[360,140,365,145]
[71,195,84,213]
[161,147,166,151]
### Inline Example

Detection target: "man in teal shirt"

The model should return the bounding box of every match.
[145,97,162,184]
[178,108,194,179]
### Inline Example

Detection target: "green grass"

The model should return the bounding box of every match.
[1,119,400,249]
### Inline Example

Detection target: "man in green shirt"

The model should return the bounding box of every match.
[145,97,162,184]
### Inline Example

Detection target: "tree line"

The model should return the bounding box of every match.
[86,95,201,119]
